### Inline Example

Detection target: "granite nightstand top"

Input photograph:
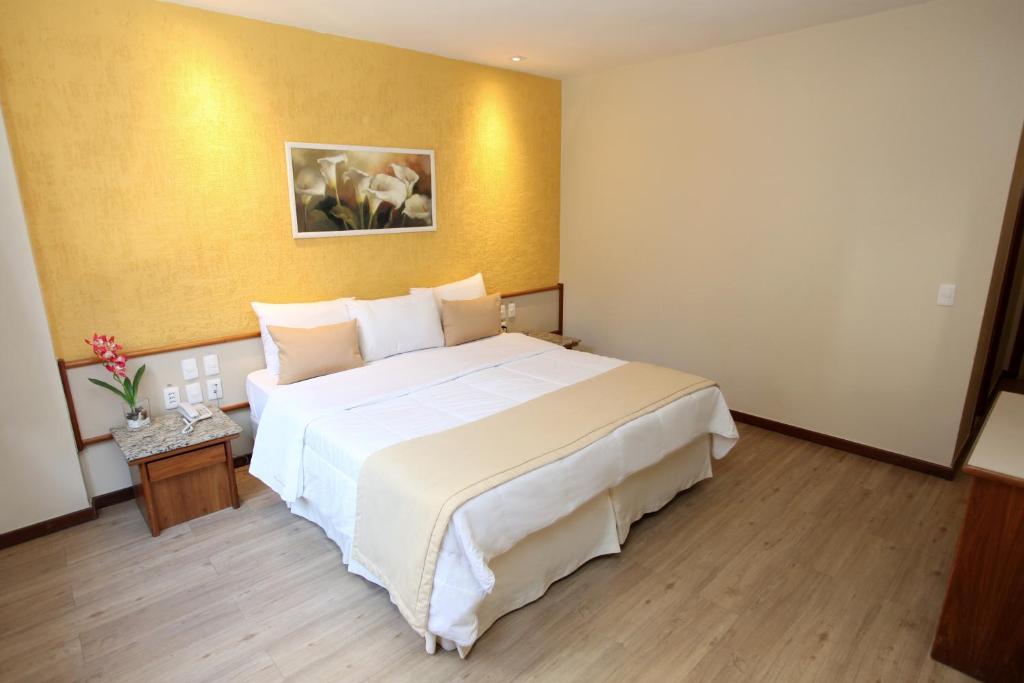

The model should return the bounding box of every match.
[110,408,242,462]
[523,330,581,349]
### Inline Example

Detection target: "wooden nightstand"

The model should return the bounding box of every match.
[524,330,581,349]
[111,408,243,536]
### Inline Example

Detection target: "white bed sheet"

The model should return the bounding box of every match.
[249,333,738,647]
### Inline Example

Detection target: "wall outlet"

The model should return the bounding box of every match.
[181,357,199,380]
[937,283,956,306]
[185,382,203,404]
[508,302,517,319]
[206,377,223,401]
[162,385,180,410]
[203,353,220,376]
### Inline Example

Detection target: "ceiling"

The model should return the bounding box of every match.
[167,0,930,78]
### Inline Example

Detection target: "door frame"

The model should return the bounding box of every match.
[954,123,1024,468]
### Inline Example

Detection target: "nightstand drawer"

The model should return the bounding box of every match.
[148,444,225,481]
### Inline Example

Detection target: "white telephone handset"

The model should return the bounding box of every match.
[177,402,213,433]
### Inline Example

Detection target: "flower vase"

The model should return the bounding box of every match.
[125,396,151,431]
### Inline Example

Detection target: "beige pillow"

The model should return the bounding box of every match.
[441,293,502,347]
[267,321,364,385]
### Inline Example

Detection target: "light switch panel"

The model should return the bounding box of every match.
[206,378,223,401]
[185,382,203,404]
[181,357,199,380]
[508,302,517,319]
[162,385,180,410]
[202,354,220,376]
[500,303,507,319]
[937,283,956,307]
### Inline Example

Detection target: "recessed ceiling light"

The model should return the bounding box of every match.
[510,55,525,63]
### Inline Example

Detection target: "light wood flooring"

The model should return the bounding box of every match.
[0,424,974,682]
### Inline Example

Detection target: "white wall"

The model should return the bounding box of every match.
[561,0,1024,466]
[0,107,91,532]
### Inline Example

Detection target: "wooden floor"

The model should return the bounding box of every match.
[0,424,974,682]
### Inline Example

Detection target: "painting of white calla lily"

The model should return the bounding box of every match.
[286,142,436,237]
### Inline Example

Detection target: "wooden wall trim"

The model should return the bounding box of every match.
[64,331,262,369]
[74,401,251,451]
[90,486,136,510]
[57,358,84,452]
[731,410,955,480]
[500,284,561,299]
[0,506,97,550]
[556,283,564,335]
[61,284,564,369]
[57,284,565,453]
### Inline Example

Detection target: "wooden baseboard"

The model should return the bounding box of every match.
[92,485,137,510]
[1,454,255,549]
[731,410,955,480]
[0,506,98,550]
[0,415,953,549]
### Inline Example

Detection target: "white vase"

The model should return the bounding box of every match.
[125,397,151,431]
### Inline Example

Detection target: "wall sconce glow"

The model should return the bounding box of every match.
[510,55,525,63]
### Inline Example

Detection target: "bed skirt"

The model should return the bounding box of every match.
[287,434,714,656]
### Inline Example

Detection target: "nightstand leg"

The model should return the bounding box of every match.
[224,441,240,509]
[133,462,161,537]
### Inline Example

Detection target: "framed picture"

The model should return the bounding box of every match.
[286,142,436,238]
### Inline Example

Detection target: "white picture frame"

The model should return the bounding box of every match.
[285,141,436,238]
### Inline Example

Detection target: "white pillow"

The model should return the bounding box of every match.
[251,298,353,375]
[410,273,486,312]
[345,292,444,362]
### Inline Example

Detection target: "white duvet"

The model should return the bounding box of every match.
[249,333,737,647]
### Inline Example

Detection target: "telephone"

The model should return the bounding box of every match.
[177,402,213,433]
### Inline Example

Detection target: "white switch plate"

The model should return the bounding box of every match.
[937,283,956,306]
[185,382,203,404]
[500,303,507,319]
[203,353,220,376]
[162,385,180,410]
[206,378,223,401]
[508,302,517,318]
[181,358,199,380]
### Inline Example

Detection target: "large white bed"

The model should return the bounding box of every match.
[248,332,737,655]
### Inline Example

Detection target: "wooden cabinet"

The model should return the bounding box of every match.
[932,392,1024,682]
[130,439,240,536]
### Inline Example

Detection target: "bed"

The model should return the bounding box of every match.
[248,332,737,656]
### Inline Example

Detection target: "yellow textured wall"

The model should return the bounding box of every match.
[0,0,561,359]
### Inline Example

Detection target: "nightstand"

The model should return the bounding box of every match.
[111,408,242,536]
[524,330,581,349]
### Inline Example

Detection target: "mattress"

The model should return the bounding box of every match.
[245,368,277,427]
[249,333,738,649]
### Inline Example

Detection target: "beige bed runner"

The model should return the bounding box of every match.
[350,361,715,633]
